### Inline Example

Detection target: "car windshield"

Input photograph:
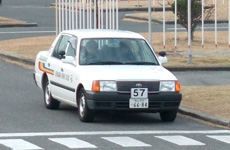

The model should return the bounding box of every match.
[79,38,159,65]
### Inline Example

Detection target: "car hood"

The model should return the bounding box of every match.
[79,65,177,81]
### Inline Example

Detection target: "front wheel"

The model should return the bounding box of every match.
[78,88,95,122]
[43,80,60,109]
[160,110,177,122]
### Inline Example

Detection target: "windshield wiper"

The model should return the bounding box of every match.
[86,61,124,65]
[124,62,158,65]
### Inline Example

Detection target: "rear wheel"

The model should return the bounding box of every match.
[160,110,177,122]
[78,88,95,122]
[43,80,60,109]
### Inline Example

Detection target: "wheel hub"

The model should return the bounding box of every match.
[79,94,86,117]
[45,84,51,105]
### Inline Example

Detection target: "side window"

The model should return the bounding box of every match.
[66,37,78,58]
[52,35,71,59]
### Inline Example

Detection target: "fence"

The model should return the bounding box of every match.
[55,0,119,34]
[55,0,230,63]
[147,0,230,63]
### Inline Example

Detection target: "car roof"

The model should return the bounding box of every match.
[62,29,145,39]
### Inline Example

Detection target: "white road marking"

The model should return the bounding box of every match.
[0,130,229,138]
[155,135,206,146]
[49,137,97,149]
[207,135,230,144]
[0,31,55,34]
[101,136,151,147]
[0,139,42,150]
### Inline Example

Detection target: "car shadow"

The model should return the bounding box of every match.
[57,104,174,124]
[93,111,163,124]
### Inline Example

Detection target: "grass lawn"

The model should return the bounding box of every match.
[0,17,26,25]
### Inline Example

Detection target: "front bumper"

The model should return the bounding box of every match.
[33,71,39,87]
[85,91,182,112]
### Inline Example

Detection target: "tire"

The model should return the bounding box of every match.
[160,110,177,122]
[78,88,95,122]
[43,80,60,109]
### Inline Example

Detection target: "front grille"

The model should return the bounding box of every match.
[117,81,159,92]
[149,102,161,108]
[164,102,180,108]
[116,102,128,109]
[95,102,111,107]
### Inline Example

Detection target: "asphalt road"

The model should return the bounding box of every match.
[1,1,230,150]
[0,0,56,40]
[1,59,230,150]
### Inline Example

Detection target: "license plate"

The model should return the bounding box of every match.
[129,98,149,108]
[129,88,149,109]
[131,88,148,98]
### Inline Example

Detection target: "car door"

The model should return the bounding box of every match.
[48,34,71,101]
[58,36,79,105]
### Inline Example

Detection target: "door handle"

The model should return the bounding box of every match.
[61,68,64,72]
[48,63,50,67]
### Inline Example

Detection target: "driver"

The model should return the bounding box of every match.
[80,40,99,64]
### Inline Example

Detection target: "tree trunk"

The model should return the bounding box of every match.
[191,31,194,40]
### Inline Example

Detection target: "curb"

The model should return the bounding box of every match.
[0,22,38,28]
[0,52,229,128]
[1,51,230,71]
[179,106,229,127]
[0,52,35,66]
[125,14,229,24]
[118,5,212,12]
[118,6,172,12]
[125,14,163,24]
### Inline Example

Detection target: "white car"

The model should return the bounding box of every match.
[33,30,182,122]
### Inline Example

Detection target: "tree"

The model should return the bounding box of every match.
[0,0,2,5]
[171,0,202,40]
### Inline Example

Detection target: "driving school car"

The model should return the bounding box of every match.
[33,29,182,122]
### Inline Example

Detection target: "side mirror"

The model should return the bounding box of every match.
[62,56,76,66]
[159,51,166,57]
[158,51,168,64]
[58,50,65,59]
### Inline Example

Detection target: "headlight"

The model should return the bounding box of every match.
[92,80,117,92]
[160,81,176,92]
[100,81,117,91]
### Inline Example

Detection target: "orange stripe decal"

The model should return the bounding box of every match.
[39,62,54,75]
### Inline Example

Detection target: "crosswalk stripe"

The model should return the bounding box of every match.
[0,130,230,138]
[101,136,151,147]
[207,135,230,144]
[155,135,206,146]
[49,137,97,149]
[0,139,42,150]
